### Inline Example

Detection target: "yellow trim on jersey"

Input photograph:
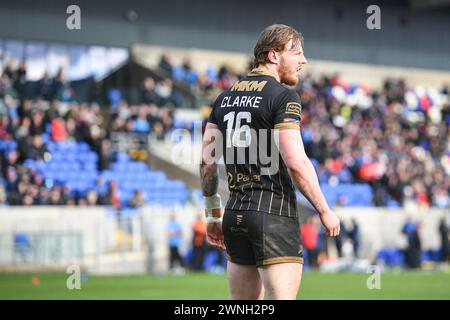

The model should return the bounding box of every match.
[262,256,304,265]
[279,172,284,216]
[274,123,300,130]
[227,255,304,266]
[268,191,274,213]
[257,189,264,211]
[288,196,291,217]
[248,68,280,82]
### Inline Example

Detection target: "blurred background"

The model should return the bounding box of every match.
[0,0,449,299]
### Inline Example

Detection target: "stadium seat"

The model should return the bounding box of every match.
[117,152,130,163]
[107,88,122,109]
[377,248,405,267]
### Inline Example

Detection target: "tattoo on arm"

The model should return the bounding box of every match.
[200,162,219,196]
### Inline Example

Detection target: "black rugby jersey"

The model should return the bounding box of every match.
[208,69,302,217]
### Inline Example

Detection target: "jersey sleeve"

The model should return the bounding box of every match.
[207,104,218,124]
[273,89,302,130]
[208,96,220,124]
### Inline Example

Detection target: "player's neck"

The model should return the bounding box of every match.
[251,64,280,82]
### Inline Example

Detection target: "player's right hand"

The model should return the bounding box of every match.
[319,211,340,237]
[206,221,226,251]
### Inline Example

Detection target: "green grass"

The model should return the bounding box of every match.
[0,271,449,300]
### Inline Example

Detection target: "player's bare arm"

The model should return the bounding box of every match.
[200,122,226,250]
[278,128,340,237]
[200,160,218,197]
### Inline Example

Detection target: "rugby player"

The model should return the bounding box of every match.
[200,24,340,300]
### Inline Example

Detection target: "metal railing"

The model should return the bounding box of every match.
[0,231,83,265]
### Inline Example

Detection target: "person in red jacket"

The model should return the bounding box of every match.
[192,214,207,271]
[301,216,319,269]
[51,116,68,141]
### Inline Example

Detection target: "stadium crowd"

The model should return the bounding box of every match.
[298,74,449,208]
[0,53,449,209]
[161,53,449,209]
[0,61,175,206]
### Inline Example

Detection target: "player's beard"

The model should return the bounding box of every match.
[278,56,299,86]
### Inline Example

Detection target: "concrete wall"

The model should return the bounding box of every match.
[0,206,117,264]
[0,205,447,272]
[335,206,449,260]
[0,205,200,273]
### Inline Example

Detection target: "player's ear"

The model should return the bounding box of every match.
[267,49,280,64]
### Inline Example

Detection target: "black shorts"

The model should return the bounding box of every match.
[222,209,303,268]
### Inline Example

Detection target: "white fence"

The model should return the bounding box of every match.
[0,205,200,273]
[334,206,449,260]
[0,205,447,273]
[0,207,116,266]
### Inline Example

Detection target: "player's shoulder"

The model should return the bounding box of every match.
[211,90,229,108]
[214,89,229,100]
[248,75,298,99]
[273,80,298,94]
[244,74,293,99]
[273,85,300,104]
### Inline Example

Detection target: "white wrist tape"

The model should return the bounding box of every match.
[204,194,222,217]
[206,217,222,224]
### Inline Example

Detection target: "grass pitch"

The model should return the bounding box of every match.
[0,271,449,300]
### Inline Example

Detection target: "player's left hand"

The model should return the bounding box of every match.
[206,221,226,251]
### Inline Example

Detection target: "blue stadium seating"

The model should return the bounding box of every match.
[0,140,18,156]
[8,136,389,209]
[377,248,405,267]
[377,247,442,267]
[296,183,374,207]
[104,152,189,207]
[107,88,123,109]
[20,144,190,207]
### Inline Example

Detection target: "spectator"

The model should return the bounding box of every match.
[301,216,319,269]
[86,189,99,206]
[110,181,122,207]
[402,217,422,269]
[316,224,329,265]
[51,116,68,141]
[13,60,27,98]
[167,213,185,273]
[141,77,158,105]
[334,221,347,258]
[39,72,53,101]
[134,107,150,133]
[15,116,31,142]
[173,60,198,87]
[128,190,145,208]
[48,186,64,205]
[98,139,113,171]
[158,52,173,75]
[433,187,450,208]
[0,114,12,140]
[0,58,448,210]
[0,184,7,206]
[52,68,64,100]
[439,218,450,263]
[192,214,207,271]
[29,109,46,136]
[27,135,49,160]
[347,218,361,258]
[154,78,175,107]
